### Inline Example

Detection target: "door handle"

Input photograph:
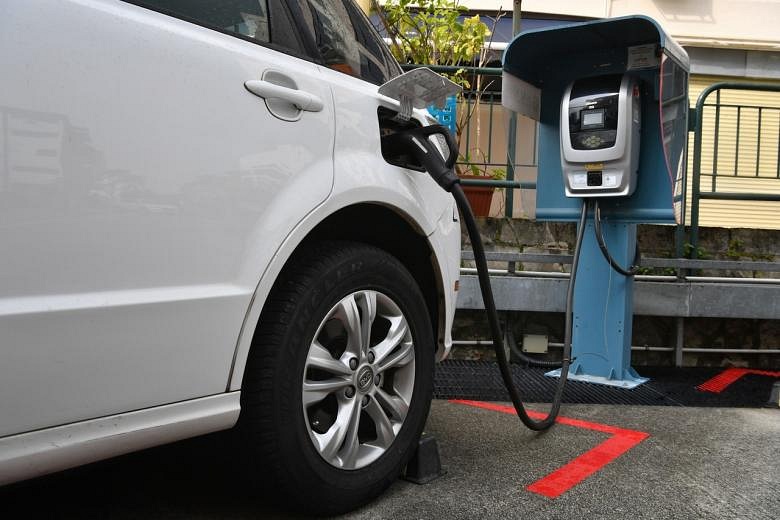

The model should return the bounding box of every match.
[244,80,324,113]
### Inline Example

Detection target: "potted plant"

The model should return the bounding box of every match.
[457,151,506,216]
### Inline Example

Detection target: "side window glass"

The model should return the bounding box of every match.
[304,0,399,85]
[127,0,306,57]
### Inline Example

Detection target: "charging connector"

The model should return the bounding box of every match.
[381,125,460,192]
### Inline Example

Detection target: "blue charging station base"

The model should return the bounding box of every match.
[546,218,649,389]
[545,368,649,389]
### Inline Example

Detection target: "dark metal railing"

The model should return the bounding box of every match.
[689,82,780,256]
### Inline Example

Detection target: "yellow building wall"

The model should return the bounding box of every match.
[688,75,780,230]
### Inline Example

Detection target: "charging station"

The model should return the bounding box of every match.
[502,16,690,388]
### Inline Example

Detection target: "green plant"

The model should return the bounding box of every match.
[376,0,489,88]
[683,242,709,259]
[726,238,745,259]
[636,266,677,276]
[459,150,506,178]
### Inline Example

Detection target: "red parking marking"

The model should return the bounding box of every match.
[451,399,649,499]
[696,368,780,393]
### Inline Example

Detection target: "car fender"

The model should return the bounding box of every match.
[226,168,452,391]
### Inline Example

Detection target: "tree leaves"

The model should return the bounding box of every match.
[379,0,489,86]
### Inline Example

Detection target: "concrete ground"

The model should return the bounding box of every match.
[1,401,778,519]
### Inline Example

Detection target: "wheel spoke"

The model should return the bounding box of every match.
[373,316,408,366]
[338,399,363,467]
[302,378,351,407]
[318,397,359,461]
[357,291,377,358]
[377,340,414,373]
[335,295,363,358]
[375,386,409,421]
[364,395,396,448]
[307,342,351,376]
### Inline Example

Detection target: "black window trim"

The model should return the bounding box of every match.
[284,1,327,65]
[119,0,320,65]
[301,0,401,85]
[342,0,402,78]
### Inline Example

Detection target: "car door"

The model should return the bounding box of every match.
[0,0,334,436]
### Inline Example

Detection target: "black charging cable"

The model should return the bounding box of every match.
[455,183,588,430]
[452,184,587,431]
[382,124,588,431]
[592,199,641,277]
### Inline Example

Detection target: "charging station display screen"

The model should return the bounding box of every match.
[567,75,621,151]
[581,109,605,129]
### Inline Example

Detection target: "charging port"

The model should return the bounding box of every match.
[587,171,603,186]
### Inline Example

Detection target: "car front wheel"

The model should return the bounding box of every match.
[240,241,434,515]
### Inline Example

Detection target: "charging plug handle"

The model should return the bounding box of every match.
[383,125,460,192]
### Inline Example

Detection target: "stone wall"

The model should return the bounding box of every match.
[453,218,780,368]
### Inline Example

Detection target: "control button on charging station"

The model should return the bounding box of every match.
[572,173,588,188]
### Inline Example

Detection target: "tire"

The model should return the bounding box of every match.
[240,241,435,515]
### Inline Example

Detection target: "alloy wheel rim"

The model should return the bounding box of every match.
[302,290,415,470]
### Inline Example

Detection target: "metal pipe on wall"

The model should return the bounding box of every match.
[452,340,780,355]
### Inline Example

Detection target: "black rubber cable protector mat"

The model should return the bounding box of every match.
[434,360,778,407]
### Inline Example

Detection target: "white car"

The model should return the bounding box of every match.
[0,0,459,514]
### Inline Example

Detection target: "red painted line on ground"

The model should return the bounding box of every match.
[451,399,649,499]
[696,367,780,393]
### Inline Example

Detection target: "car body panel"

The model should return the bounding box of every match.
[0,392,240,486]
[0,0,334,436]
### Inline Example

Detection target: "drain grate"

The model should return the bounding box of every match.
[434,360,777,407]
